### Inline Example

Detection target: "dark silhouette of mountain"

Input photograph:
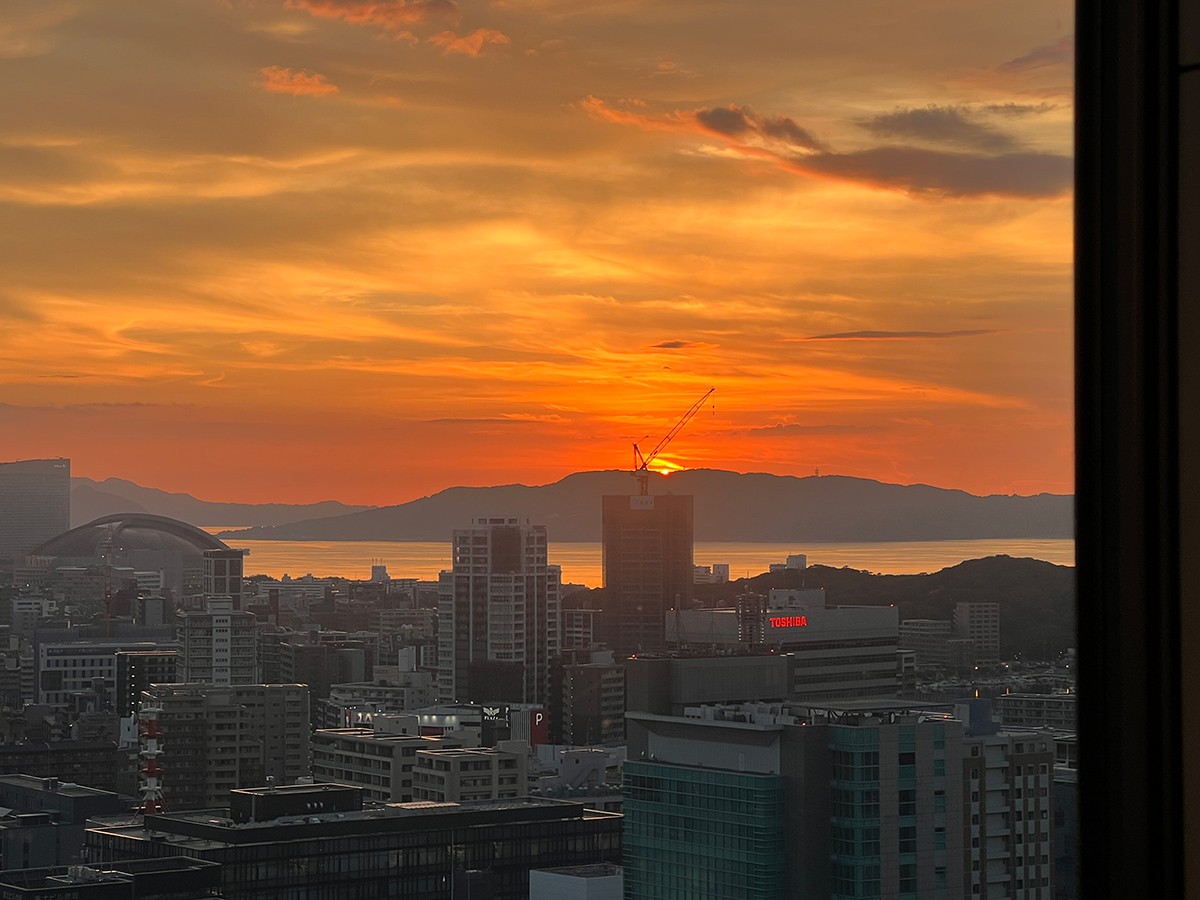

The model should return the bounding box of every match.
[217,469,1072,543]
[69,477,374,528]
[583,554,1071,658]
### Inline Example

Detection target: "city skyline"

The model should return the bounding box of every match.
[1,0,1073,505]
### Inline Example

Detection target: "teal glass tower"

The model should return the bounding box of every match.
[623,760,785,899]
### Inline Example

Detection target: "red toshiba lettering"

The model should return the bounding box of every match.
[769,615,808,628]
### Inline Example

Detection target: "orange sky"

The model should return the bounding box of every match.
[0,0,1074,505]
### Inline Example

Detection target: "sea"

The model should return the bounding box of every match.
[203,534,1075,587]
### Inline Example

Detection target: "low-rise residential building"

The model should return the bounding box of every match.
[311,715,474,803]
[412,741,529,802]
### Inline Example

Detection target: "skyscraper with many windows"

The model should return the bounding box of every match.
[601,493,693,655]
[0,458,70,560]
[437,517,560,705]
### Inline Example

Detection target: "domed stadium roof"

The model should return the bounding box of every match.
[31,513,230,559]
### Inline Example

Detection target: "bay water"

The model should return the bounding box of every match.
[220,537,1075,587]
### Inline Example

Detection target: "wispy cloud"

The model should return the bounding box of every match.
[284,0,459,37]
[741,422,888,437]
[649,339,714,350]
[427,27,510,57]
[805,329,999,341]
[997,35,1074,75]
[860,105,1018,153]
[583,96,1071,198]
[259,66,339,96]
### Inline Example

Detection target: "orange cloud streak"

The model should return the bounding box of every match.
[259,66,339,96]
[285,0,459,35]
[428,28,510,57]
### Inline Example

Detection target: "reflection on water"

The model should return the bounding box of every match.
[220,538,1075,586]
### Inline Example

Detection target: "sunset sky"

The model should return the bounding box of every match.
[0,0,1074,505]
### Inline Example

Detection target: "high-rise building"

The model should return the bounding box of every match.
[601,494,693,655]
[953,601,1002,666]
[437,517,561,705]
[623,701,966,900]
[961,726,1056,899]
[0,458,70,560]
[141,683,310,810]
[176,597,257,685]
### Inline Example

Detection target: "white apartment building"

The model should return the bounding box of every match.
[176,597,257,685]
[317,671,435,728]
[411,740,529,803]
[437,517,560,705]
[311,715,474,802]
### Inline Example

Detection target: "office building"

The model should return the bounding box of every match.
[85,783,623,900]
[529,864,623,900]
[0,775,126,867]
[953,602,1001,667]
[141,683,310,810]
[0,858,221,900]
[115,649,177,717]
[411,741,529,802]
[993,692,1077,731]
[601,493,693,655]
[664,594,901,702]
[316,667,435,728]
[37,640,166,709]
[176,597,257,685]
[962,728,1056,899]
[550,648,626,746]
[623,701,965,900]
[0,743,125,794]
[0,458,70,561]
[312,715,473,802]
[201,548,245,610]
[899,619,954,668]
[438,517,561,706]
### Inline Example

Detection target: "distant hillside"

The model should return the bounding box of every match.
[70,477,374,528]
[610,554,1072,658]
[218,469,1073,543]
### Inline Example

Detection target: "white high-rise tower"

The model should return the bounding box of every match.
[437,517,560,705]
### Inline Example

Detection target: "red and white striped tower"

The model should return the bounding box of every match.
[138,707,166,815]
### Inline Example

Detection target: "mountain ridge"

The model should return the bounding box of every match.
[215,469,1073,543]
[70,476,375,528]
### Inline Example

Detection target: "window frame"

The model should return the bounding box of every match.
[1074,0,1192,895]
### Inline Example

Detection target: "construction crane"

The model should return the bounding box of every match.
[632,387,715,495]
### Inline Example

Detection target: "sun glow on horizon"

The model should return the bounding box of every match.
[0,0,1074,504]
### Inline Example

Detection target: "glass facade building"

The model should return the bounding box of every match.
[623,760,785,899]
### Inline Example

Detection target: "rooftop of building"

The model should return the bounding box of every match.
[0,774,117,798]
[533,863,624,879]
[0,857,219,891]
[30,513,228,559]
[88,795,620,850]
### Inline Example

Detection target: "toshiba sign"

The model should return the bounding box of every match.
[769,615,808,628]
